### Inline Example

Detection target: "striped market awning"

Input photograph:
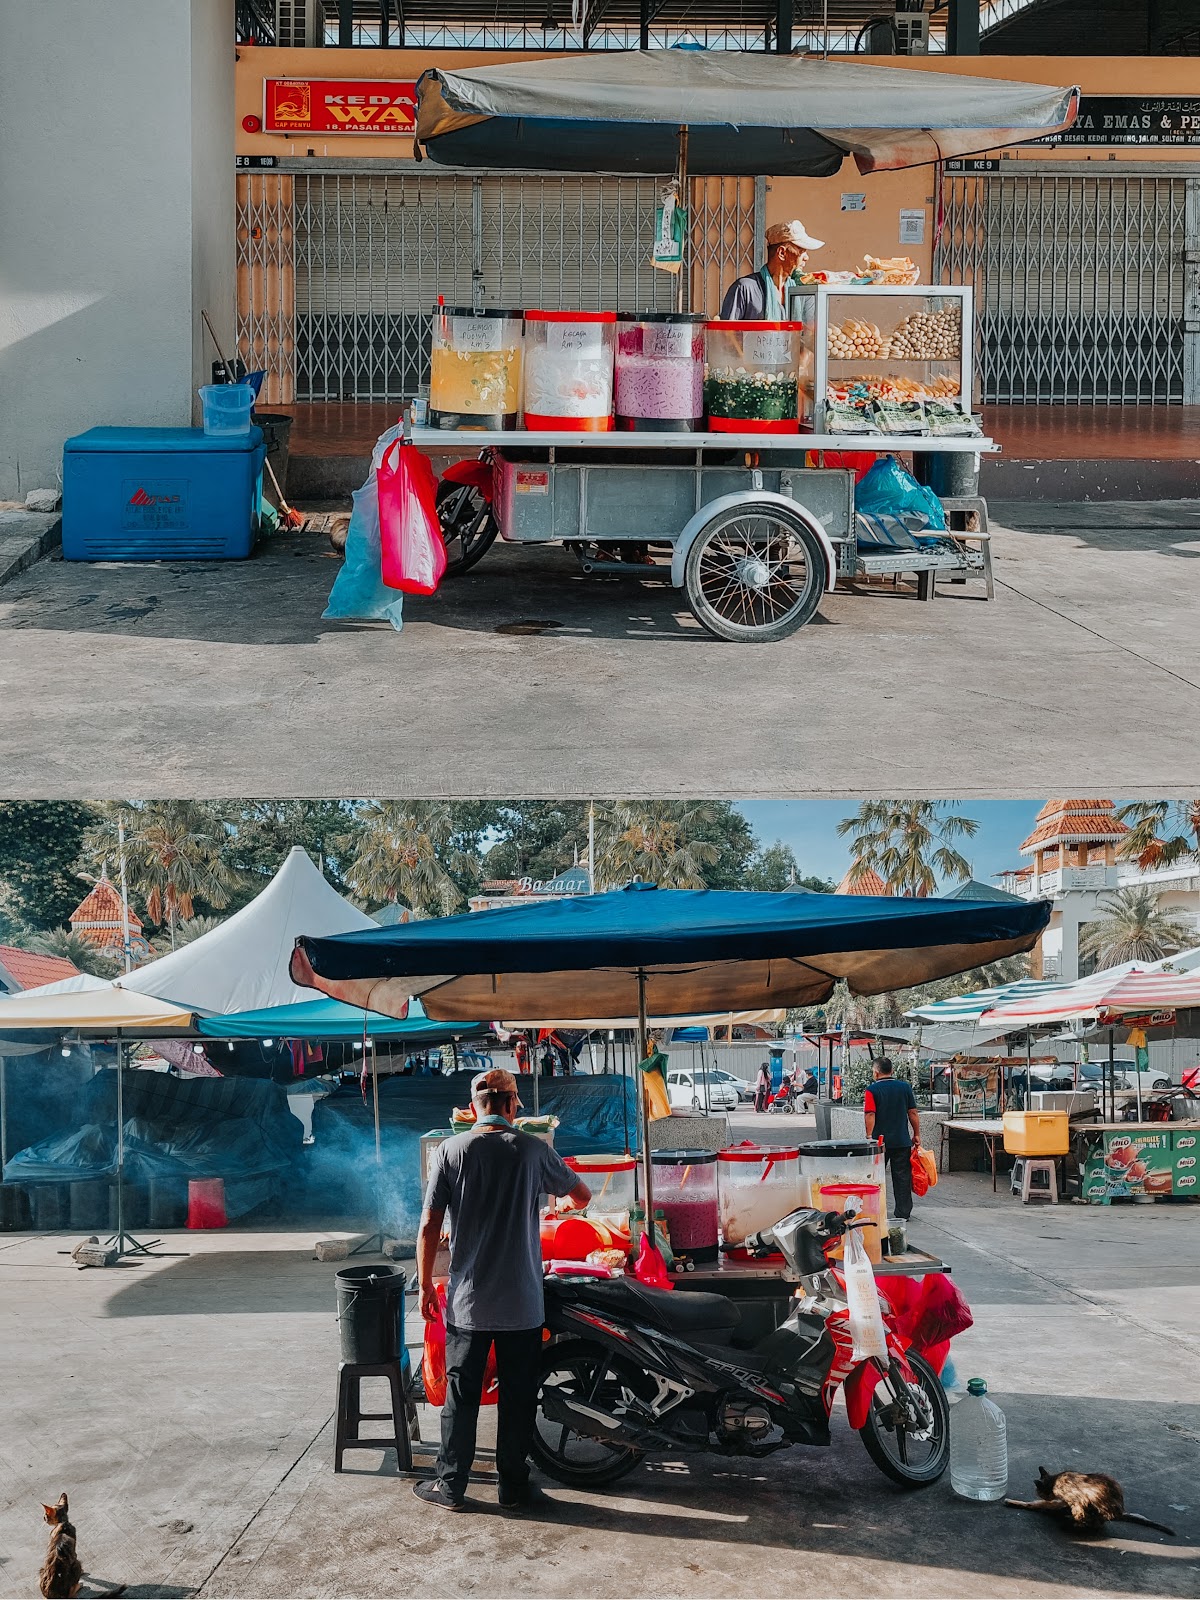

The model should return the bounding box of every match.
[906,978,1067,1024]
[981,968,1200,1027]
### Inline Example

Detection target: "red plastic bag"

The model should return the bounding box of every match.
[378,439,446,595]
[633,1232,673,1291]
[420,1283,499,1407]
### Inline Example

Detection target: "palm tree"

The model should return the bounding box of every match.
[80,802,238,949]
[837,800,979,898]
[347,802,469,917]
[150,915,225,955]
[27,928,122,979]
[1078,887,1195,970]
[1117,799,1200,872]
[593,801,721,891]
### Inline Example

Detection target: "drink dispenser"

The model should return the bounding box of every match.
[564,1154,637,1216]
[428,308,524,430]
[523,311,617,430]
[703,320,807,433]
[717,1144,803,1247]
[796,1139,885,1209]
[614,313,705,432]
[648,1149,719,1262]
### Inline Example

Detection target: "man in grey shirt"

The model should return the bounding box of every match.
[414,1068,590,1511]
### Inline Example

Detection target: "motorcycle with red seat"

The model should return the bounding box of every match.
[533,1208,949,1490]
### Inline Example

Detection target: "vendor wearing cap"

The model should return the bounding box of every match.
[414,1067,591,1513]
[719,218,824,321]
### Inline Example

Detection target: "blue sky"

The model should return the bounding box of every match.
[737,799,1046,888]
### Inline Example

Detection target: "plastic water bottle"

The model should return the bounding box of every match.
[950,1378,1008,1501]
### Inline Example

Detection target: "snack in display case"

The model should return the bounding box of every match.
[428,308,524,430]
[857,254,921,285]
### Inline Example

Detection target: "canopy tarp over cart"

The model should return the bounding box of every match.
[198,995,488,1046]
[414,51,1079,176]
[292,883,1051,1209]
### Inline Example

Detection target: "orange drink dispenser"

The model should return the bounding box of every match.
[564,1153,637,1215]
[428,307,524,430]
[814,1180,884,1264]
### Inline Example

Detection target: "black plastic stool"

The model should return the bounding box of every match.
[334,1359,416,1472]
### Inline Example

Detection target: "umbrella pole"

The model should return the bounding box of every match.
[637,968,655,1222]
[676,124,689,315]
[351,1038,384,1255]
[1134,1030,1144,1122]
[105,1033,173,1260]
[1108,1026,1116,1123]
[0,1053,7,1173]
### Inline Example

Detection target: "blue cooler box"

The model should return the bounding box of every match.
[62,426,265,560]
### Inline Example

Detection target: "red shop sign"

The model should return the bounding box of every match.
[264,79,417,135]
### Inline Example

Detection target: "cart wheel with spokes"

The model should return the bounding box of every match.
[683,502,827,642]
[436,479,499,577]
[857,1351,950,1488]
[530,1340,645,1487]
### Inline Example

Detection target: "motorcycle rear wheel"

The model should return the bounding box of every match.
[857,1351,950,1488]
[435,479,498,577]
[530,1340,645,1487]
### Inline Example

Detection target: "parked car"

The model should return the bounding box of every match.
[703,1067,755,1103]
[665,1068,740,1112]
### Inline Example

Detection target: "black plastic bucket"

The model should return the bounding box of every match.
[335,1264,406,1364]
[31,1184,70,1229]
[148,1176,188,1229]
[0,1184,31,1231]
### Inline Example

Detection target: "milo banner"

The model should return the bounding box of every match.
[1082,1127,1199,1202]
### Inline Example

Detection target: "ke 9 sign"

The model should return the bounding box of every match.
[264,79,417,135]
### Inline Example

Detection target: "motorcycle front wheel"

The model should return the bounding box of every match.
[530,1340,645,1487]
[857,1351,950,1488]
[435,479,498,577]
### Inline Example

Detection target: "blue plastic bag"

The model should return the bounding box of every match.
[322,423,406,632]
[855,455,947,533]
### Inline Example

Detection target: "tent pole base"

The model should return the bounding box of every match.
[349,1231,385,1256]
[104,1230,189,1259]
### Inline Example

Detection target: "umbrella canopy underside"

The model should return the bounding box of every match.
[292,886,1050,1023]
[416,52,1079,175]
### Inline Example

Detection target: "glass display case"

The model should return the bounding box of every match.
[791,284,975,437]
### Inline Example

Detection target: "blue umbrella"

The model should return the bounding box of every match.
[293,884,1050,1208]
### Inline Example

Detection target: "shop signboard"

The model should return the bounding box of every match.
[1082,1126,1198,1202]
[264,79,417,135]
[1040,97,1200,148]
[954,1065,999,1118]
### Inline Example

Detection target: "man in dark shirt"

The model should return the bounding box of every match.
[862,1057,922,1222]
[414,1068,591,1512]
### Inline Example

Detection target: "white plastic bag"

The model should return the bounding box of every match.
[322,423,406,632]
[844,1224,889,1362]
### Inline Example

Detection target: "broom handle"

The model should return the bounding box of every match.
[201,309,235,379]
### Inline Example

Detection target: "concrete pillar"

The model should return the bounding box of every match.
[0,0,235,499]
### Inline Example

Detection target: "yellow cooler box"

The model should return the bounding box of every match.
[1002,1110,1069,1156]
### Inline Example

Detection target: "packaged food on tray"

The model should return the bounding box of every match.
[825,399,879,434]
[924,402,980,437]
[873,399,928,435]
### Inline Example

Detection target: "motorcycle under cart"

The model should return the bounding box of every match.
[427,430,995,645]
[530,1209,952,1490]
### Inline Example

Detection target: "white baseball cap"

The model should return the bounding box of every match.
[766,219,824,251]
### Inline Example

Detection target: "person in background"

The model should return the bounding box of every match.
[719,218,824,321]
[754,1060,773,1113]
[513,1036,531,1075]
[414,1069,591,1512]
[797,1069,819,1113]
[862,1056,921,1223]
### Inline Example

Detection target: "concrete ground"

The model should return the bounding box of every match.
[1,1178,1197,1600]
[1,502,1200,798]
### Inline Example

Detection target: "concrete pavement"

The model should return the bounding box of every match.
[0,1182,1197,1599]
[1,503,1199,798]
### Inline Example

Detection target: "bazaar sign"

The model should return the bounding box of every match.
[264,79,417,135]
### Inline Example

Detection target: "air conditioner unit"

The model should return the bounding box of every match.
[275,0,324,48]
[893,0,930,54]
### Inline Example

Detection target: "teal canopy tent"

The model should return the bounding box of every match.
[198,995,489,1046]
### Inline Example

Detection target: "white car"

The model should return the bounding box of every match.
[665,1069,740,1112]
[704,1068,755,1103]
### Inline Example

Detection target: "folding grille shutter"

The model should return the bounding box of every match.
[935,169,1188,405]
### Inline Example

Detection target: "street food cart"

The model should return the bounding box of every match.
[410,52,1077,641]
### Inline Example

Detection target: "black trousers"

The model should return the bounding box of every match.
[886,1144,914,1221]
[437,1324,543,1496]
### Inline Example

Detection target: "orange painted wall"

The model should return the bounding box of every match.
[235,49,1200,279]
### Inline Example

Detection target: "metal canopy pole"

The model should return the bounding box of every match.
[677,125,689,316]
[351,1036,386,1255]
[637,969,655,1217]
[104,1033,181,1260]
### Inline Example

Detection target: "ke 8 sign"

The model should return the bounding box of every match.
[264,79,417,135]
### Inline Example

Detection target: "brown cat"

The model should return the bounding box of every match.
[1007,1467,1176,1538]
[39,1494,83,1599]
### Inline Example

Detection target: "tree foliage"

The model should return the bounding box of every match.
[1078,886,1195,970]
[27,927,122,979]
[837,799,979,897]
[79,802,238,946]
[1117,799,1200,872]
[0,803,101,935]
